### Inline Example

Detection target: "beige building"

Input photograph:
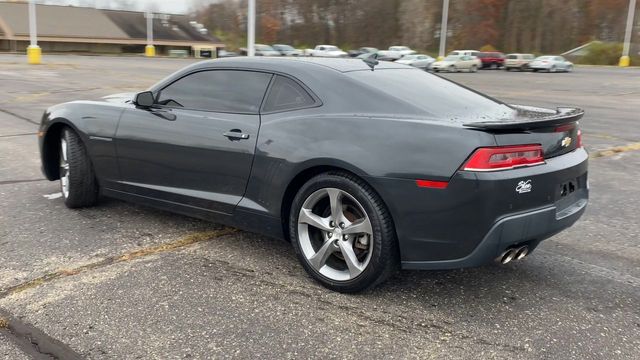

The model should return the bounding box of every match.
[0,1,223,55]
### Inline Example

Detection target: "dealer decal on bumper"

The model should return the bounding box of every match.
[516,180,532,194]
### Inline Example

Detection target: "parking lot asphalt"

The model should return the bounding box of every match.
[0,54,639,359]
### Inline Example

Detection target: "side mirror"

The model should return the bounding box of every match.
[134,91,155,108]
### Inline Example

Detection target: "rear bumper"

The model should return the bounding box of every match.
[402,195,587,269]
[366,148,589,270]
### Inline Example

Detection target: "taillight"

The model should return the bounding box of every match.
[462,144,544,171]
[577,129,583,148]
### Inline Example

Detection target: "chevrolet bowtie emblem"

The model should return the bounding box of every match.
[561,137,572,147]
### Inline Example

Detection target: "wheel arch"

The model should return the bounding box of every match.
[279,163,396,244]
[41,119,81,180]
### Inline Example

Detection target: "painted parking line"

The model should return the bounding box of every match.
[43,192,62,200]
[589,142,640,159]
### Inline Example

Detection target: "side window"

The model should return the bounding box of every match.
[263,75,316,112]
[156,70,272,113]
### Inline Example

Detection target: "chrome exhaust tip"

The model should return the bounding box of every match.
[498,249,517,264]
[514,246,529,260]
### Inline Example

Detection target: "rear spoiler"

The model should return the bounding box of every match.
[463,105,584,130]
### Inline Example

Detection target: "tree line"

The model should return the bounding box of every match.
[194,0,636,54]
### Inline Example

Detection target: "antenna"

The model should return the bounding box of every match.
[362,53,379,71]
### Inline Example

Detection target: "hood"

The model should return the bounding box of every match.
[101,92,135,103]
[432,60,454,66]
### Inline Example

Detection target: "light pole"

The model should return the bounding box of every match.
[27,0,41,64]
[620,0,637,66]
[247,0,255,56]
[145,11,155,57]
[437,0,450,61]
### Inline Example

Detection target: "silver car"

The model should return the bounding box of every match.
[431,55,481,72]
[529,56,574,72]
[396,54,435,70]
[272,44,303,56]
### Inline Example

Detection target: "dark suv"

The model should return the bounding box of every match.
[478,52,505,69]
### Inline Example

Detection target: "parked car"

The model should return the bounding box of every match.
[388,46,416,56]
[308,45,348,58]
[529,56,574,72]
[348,47,379,58]
[216,49,237,58]
[504,53,535,71]
[377,46,416,61]
[272,44,303,56]
[396,54,435,70]
[38,57,588,293]
[239,44,281,56]
[431,55,481,72]
[478,51,505,69]
[449,49,480,57]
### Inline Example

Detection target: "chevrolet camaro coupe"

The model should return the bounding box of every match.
[38,57,588,292]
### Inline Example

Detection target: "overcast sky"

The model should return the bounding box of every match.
[40,0,215,15]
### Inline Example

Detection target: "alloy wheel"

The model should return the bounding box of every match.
[60,136,70,198]
[297,188,373,281]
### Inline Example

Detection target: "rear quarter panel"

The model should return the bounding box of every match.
[241,110,497,222]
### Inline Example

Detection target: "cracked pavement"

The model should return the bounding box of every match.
[0,54,639,359]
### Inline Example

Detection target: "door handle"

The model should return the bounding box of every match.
[223,130,250,140]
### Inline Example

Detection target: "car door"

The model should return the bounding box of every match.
[415,56,427,68]
[114,69,273,215]
[557,56,568,70]
[460,56,471,69]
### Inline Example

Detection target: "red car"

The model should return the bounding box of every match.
[478,52,505,69]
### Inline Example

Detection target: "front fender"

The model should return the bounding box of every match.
[39,101,125,182]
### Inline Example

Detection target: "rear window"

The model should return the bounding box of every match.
[346,69,514,121]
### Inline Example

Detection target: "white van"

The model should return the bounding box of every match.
[449,50,480,57]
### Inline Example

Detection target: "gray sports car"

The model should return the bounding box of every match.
[38,57,588,292]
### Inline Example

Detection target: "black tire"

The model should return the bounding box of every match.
[60,128,99,208]
[289,171,398,293]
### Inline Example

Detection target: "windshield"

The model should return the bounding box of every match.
[275,45,294,51]
[256,45,275,51]
[444,55,460,61]
[401,55,418,60]
[346,69,514,121]
[390,47,408,51]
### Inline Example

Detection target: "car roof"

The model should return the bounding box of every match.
[192,56,410,73]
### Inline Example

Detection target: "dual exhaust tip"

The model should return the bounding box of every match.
[498,245,529,265]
